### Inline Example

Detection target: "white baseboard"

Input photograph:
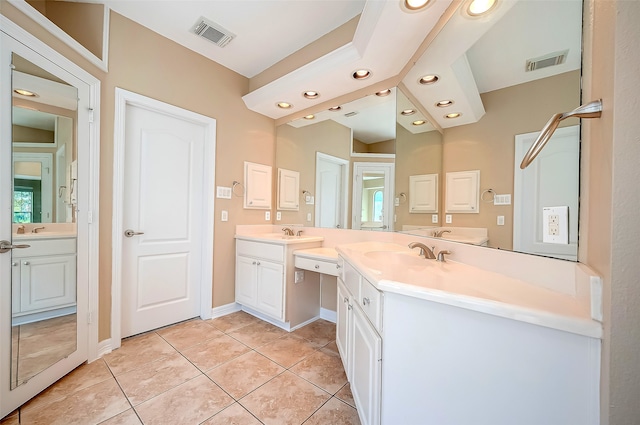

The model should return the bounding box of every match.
[320,308,337,323]
[96,339,113,359]
[240,305,292,331]
[211,302,241,319]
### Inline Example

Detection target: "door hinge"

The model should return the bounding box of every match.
[87,210,93,224]
[88,108,94,123]
[87,311,93,324]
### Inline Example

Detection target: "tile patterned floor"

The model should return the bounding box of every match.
[1,312,360,425]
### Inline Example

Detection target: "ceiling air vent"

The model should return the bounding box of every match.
[344,111,359,118]
[191,17,235,48]
[525,49,569,72]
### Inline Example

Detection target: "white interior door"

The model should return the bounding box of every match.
[352,162,395,231]
[315,153,349,229]
[121,103,207,338]
[513,125,579,260]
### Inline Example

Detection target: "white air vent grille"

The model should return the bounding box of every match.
[192,17,235,48]
[344,111,358,117]
[526,49,569,72]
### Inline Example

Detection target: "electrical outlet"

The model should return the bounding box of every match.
[307,212,312,222]
[432,214,438,224]
[445,214,452,224]
[221,210,228,222]
[497,215,504,226]
[265,211,270,221]
[276,211,281,221]
[543,206,569,244]
[294,270,305,283]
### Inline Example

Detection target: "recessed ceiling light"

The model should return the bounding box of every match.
[419,75,439,85]
[276,102,293,109]
[14,88,38,97]
[412,120,426,126]
[401,109,416,116]
[404,0,431,11]
[376,89,392,97]
[352,69,371,80]
[304,114,315,120]
[436,100,454,107]
[328,106,342,112]
[467,0,497,16]
[303,91,319,99]
[445,112,462,119]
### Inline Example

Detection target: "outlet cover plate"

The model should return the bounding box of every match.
[542,206,569,244]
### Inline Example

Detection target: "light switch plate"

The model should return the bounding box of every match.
[306,212,312,222]
[497,215,505,226]
[216,186,232,199]
[221,210,228,222]
[445,214,452,224]
[542,206,569,244]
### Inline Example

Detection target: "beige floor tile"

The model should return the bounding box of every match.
[256,334,318,368]
[290,346,347,394]
[293,319,336,348]
[304,397,361,425]
[201,402,262,425]
[115,352,201,405]
[239,371,330,425]
[207,311,260,333]
[181,334,251,372]
[322,341,340,357]
[228,321,288,348]
[22,359,114,413]
[134,375,233,424]
[335,383,355,408]
[104,332,177,376]
[100,408,142,424]
[207,351,285,399]
[20,378,130,425]
[157,319,224,351]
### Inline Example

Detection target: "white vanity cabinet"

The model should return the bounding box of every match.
[11,237,77,318]
[235,235,323,329]
[337,259,382,425]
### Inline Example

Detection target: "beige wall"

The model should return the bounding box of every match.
[276,120,351,226]
[395,125,442,228]
[442,70,580,250]
[12,125,54,143]
[581,0,640,423]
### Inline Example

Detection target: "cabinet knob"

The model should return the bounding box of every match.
[252,261,257,265]
[23,261,30,266]
[11,262,17,267]
[314,264,320,269]
[343,297,348,304]
[347,304,352,310]
[336,264,341,269]
[362,297,370,306]
[256,261,261,266]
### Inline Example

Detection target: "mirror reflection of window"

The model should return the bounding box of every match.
[373,190,384,222]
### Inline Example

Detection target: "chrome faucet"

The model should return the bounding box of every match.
[408,242,436,259]
[282,227,294,236]
[16,225,25,234]
[433,229,452,238]
[436,250,452,262]
[31,226,45,234]
[296,230,303,237]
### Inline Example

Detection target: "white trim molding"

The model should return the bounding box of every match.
[211,303,241,319]
[320,308,337,323]
[6,0,110,72]
[111,88,216,349]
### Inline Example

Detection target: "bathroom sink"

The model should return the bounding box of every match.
[363,250,429,268]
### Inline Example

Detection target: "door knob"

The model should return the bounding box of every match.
[0,240,31,253]
[124,229,144,238]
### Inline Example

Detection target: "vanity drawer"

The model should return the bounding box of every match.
[343,260,361,297]
[294,256,339,276]
[360,277,383,332]
[236,240,284,262]
[11,238,77,258]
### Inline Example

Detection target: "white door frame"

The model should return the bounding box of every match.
[1,16,101,417]
[111,88,216,349]
[315,152,349,229]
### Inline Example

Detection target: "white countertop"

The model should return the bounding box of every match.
[235,233,324,245]
[336,241,602,338]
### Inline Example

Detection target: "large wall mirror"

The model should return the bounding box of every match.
[276,0,582,261]
[9,54,78,390]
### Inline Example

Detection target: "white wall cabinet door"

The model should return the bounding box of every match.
[277,168,300,211]
[445,170,480,213]
[244,161,272,209]
[409,174,438,214]
[350,304,382,425]
[20,255,76,313]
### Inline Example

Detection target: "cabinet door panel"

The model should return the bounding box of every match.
[256,260,284,319]
[351,306,382,425]
[336,278,351,378]
[20,255,76,313]
[236,255,258,306]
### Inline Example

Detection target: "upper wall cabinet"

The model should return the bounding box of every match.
[277,168,300,211]
[445,170,480,214]
[409,174,438,214]
[244,161,272,209]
